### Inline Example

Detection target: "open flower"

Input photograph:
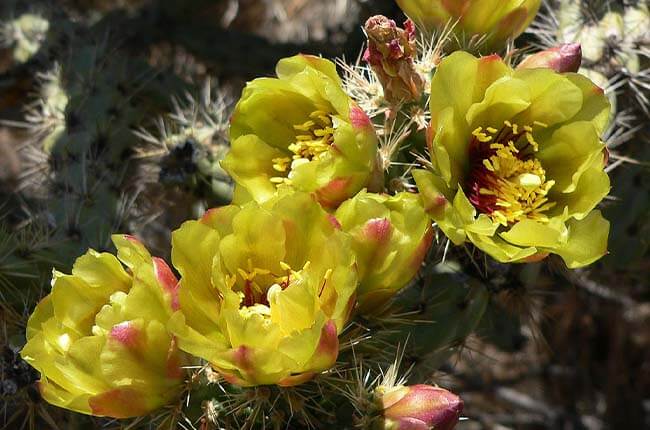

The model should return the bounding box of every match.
[21,236,184,418]
[334,190,433,312]
[413,51,611,268]
[223,55,380,209]
[374,384,463,430]
[396,0,541,50]
[168,192,357,386]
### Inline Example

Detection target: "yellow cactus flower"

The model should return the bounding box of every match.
[168,192,357,386]
[223,54,381,209]
[334,191,433,312]
[414,51,611,268]
[396,0,542,51]
[20,235,185,418]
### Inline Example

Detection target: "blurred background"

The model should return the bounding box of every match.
[0,0,648,429]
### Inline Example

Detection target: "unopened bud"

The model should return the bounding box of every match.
[517,43,582,73]
[363,15,424,104]
[374,384,463,430]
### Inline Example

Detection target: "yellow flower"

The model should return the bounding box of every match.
[169,192,357,386]
[223,55,380,209]
[334,191,433,312]
[21,236,185,418]
[396,0,542,50]
[414,51,611,267]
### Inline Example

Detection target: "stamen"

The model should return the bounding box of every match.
[466,121,555,226]
[236,260,324,309]
[271,110,336,187]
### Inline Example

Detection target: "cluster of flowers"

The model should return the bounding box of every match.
[20,1,611,428]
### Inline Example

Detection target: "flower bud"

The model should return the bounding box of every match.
[517,43,582,73]
[363,15,425,104]
[375,384,463,430]
[334,191,432,312]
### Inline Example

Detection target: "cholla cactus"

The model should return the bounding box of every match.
[0,13,49,64]
[136,81,234,207]
[532,0,650,117]
[6,1,636,429]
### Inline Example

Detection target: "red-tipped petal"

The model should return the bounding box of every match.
[109,321,142,350]
[89,388,149,418]
[350,105,373,129]
[152,257,180,311]
[315,177,352,209]
[363,218,392,243]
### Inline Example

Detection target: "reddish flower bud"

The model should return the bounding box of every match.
[375,384,463,430]
[363,15,425,104]
[517,43,582,73]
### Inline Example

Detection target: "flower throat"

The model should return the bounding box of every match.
[226,259,331,309]
[465,120,556,227]
[271,109,335,186]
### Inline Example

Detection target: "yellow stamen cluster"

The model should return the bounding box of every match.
[271,109,335,185]
[225,259,314,309]
[472,121,556,227]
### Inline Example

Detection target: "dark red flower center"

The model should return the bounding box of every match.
[464,121,556,226]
